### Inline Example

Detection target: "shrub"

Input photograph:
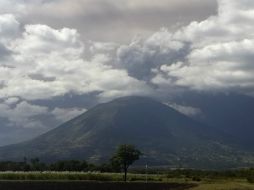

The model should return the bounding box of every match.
[247,176,254,183]
[192,176,201,182]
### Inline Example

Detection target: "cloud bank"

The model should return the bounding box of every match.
[0,0,254,144]
[151,0,254,95]
[0,0,216,42]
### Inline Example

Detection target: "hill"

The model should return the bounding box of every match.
[0,96,254,169]
[172,93,254,150]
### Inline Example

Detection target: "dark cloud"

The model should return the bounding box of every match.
[31,93,100,110]
[28,74,56,82]
[115,34,191,80]
[0,44,11,60]
[0,81,7,89]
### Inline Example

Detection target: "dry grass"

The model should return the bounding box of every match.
[190,179,254,190]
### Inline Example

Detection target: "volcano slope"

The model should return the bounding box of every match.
[0,96,253,169]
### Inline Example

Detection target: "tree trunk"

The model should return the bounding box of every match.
[124,164,127,182]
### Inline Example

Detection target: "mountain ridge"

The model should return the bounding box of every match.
[0,96,254,169]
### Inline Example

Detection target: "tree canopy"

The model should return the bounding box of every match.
[111,144,142,181]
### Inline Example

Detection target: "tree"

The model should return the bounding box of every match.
[111,144,142,181]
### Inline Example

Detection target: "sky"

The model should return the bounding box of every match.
[0,0,254,146]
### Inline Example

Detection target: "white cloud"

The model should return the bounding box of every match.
[4,97,19,105]
[165,102,202,117]
[1,0,254,136]
[0,101,48,128]
[0,17,153,131]
[52,107,87,122]
[0,17,153,102]
[13,24,82,55]
[151,0,254,95]
[0,0,26,14]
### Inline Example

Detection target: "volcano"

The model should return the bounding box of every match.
[0,96,253,169]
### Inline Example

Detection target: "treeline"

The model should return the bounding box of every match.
[1,160,254,183]
[0,158,119,172]
[0,144,142,180]
[1,158,254,179]
[132,168,254,182]
[164,168,254,180]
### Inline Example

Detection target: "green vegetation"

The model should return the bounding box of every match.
[0,171,254,190]
[0,172,122,181]
[0,171,171,182]
[1,157,254,183]
[0,148,254,190]
[0,168,254,182]
[190,179,254,190]
[0,169,254,189]
[1,143,254,189]
[0,159,90,172]
[247,176,254,183]
[110,144,142,181]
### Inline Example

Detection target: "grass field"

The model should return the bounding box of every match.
[0,172,254,189]
[0,172,166,181]
[190,179,254,190]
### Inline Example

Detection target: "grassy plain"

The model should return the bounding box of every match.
[0,172,165,181]
[0,172,254,190]
[190,179,254,190]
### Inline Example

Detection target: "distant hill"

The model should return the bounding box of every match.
[172,93,254,150]
[0,96,254,169]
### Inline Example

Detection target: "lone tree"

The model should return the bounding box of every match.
[111,144,142,181]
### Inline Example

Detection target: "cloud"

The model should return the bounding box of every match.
[0,44,11,61]
[0,14,20,45]
[0,20,152,101]
[0,0,253,112]
[1,0,216,42]
[0,101,48,128]
[4,97,20,105]
[165,102,202,117]
[0,14,154,138]
[151,0,254,95]
[13,24,82,55]
[115,29,189,80]
[52,107,87,122]
[0,1,26,15]
[1,0,254,145]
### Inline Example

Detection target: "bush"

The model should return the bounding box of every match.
[247,176,254,183]
[192,176,201,182]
